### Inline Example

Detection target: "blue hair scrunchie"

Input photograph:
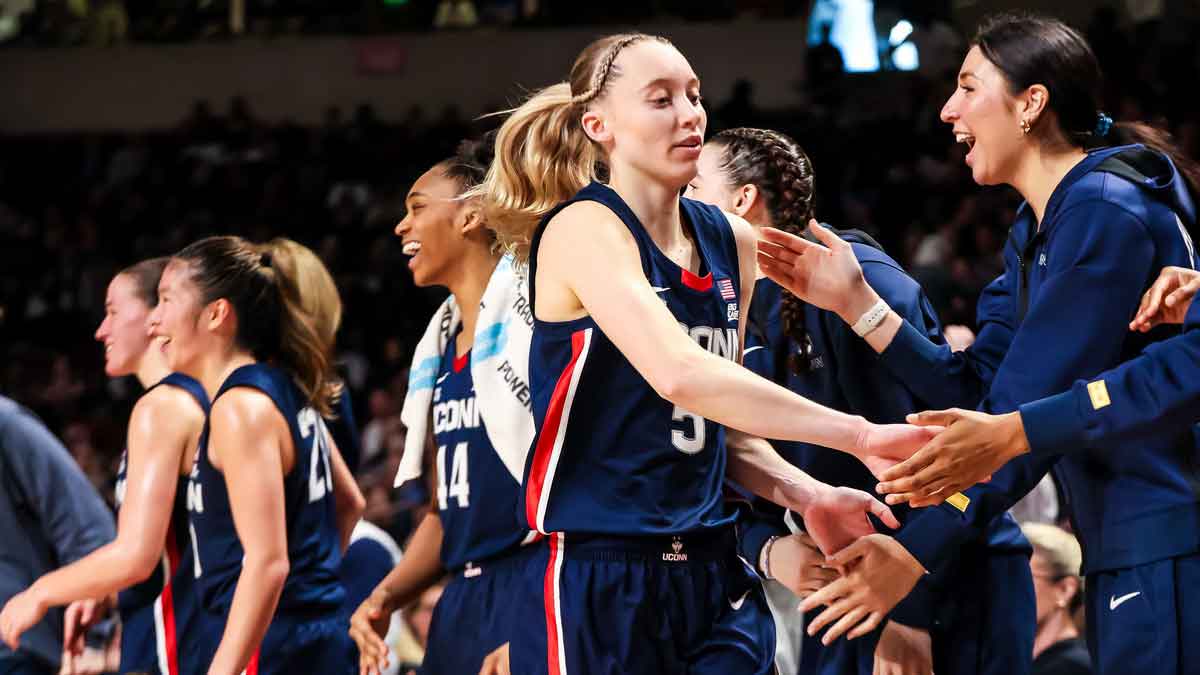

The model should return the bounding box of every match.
[1095,112,1114,138]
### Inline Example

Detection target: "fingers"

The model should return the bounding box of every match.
[757,238,804,266]
[847,611,885,640]
[869,498,900,530]
[799,575,851,614]
[757,252,797,287]
[905,408,962,428]
[807,595,856,636]
[79,600,96,628]
[878,456,953,496]
[806,219,844,250]
[876,448,936,487]
[827,536,871,568]
[760,226,827,256]
[821,605,870,644]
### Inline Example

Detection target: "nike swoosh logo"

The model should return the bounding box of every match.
[1109,591,1140,610]
[436,373,450,385]
[652,286,671,294]
[743,346,765,356]
[729,590,750,611]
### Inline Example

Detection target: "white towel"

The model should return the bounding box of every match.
[395,255,535,486]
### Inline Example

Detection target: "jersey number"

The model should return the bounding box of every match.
[299,408,334,503]
[671,405,705,454]
[436,442,470,510]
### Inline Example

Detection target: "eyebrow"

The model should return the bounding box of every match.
[640,77,701,93]
[959,70,979,81]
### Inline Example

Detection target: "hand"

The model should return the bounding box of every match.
[0,587,49,650]
[853,423,942,480]
[873,621,933,675]
[943,324,976,352]
[800,534,925,645]
[61,597,110,660]
[876,409,1023,507]
[757,221,880,323]
[348,591,393,675]
[1131,266,1200,332]
[800,485,900,556]
[768,533,839,599]
[478,642,510,675]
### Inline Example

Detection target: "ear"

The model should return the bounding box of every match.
[457,201,487,237]
[205,298,235,334]
[1020,84,1050,126]
[1056,576,1080,607]
[581,108,612,145]
[730,184,759,219]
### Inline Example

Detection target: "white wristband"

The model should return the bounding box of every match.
[851,299,890,338]
[759,536,781,580]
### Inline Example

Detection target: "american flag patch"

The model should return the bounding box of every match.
[717,278,736,300]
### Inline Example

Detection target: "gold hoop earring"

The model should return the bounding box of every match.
[1020,119,1032,135]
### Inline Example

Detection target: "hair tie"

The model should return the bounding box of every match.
[1095,112,1114,138]
[260,252,273,268]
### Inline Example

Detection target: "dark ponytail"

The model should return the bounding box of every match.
[974,13,1200,200]
[711,127,815,348]
[174,236,335,416]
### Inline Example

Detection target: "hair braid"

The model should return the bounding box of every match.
[711,128,815,346]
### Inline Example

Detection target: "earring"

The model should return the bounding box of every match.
[1020,119,1032,135]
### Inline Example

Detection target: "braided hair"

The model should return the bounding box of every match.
[711,128,815,349]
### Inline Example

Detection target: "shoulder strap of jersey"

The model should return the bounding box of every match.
[146,372,211,414]
[528,182,653,317]
[680,197,741,294]
[212,364,292,426]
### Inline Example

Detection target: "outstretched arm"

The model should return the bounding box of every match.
[1,388,195,649]
[538,203,936,463]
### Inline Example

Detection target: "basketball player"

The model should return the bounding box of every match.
[687,127,1033,675]
[148,236,364,675]
[348,138,544,675]
[0,259,216,675]
[474,33,941,674]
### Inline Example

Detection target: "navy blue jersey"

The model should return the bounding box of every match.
[520,182,743,536]
[188,363,345,616]
[115,372,212,675]
[326,387,361,474]
[433,336,534,570]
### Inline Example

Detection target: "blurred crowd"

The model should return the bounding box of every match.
[1,2,1198,554]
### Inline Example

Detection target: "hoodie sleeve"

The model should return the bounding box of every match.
[1019,296,1200,456]
[897,198,1158,571]
[874,267,1016,411]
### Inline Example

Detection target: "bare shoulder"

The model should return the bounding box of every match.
[540,200,637,257]
[210,387,286,437]
[130,384,206,436]
[722,210,759,253]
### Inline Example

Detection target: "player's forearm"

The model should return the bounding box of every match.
[665,349,868,454]
[725,431,823,512]
[32,537,160,609]
[207,556,288,675]
[373,513,445,613]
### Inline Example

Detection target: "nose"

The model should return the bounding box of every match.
[940,91,959,125]
[679,96,703,130]
[94,317,109,342]
[395,213,411,238]
[146,307,162,335]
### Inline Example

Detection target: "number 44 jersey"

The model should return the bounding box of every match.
[188,363,346,616]
[432,336,538,571]
[520,182,743,538]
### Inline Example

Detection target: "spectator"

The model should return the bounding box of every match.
[0,396,116,675]
[1022,522,1092,675]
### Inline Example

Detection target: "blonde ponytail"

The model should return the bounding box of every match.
[473,83,599,263]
